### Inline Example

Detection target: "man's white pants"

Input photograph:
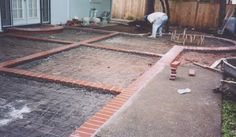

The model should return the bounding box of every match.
[151,15,168,37]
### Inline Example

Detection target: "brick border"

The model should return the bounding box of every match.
[5,33,76,44]
[7,25,64,34]
[1,28,236,137]
[0,67,123,94]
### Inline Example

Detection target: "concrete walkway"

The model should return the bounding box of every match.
[96,65,222,137]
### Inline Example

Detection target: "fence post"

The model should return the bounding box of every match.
[194,1,199,29]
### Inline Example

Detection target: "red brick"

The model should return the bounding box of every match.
[99,109,114,115]
[86,119,104,126]
[171,61,181,68]
[105,104,120,110]
[101,107,117,113]
[78,127,96,134]
[96,112,111,118]
[171,71,177,74]
[82,122,100,129]
[90,116,108,123]
[76,131,92,137]
[189,69,196,76]
[169,76,176,80]
[115,95,130,100]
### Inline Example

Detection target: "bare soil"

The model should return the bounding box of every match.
[94,35,174,54]
[178,51,236,66]
[31,28,105,42]
[0,74,114,137]
[0,36,63,62]
[95,24,151,34]
[94,34,235,55]
[17,46,159,88]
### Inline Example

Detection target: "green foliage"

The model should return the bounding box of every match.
[222,93,236,137]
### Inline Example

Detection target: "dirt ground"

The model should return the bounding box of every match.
[31,28,105,42]
[0,74,114,137]
[0,36,63,62]
[94,35,174,54]
[17,46,159,88]
[178,51,236,66]
[95,24,151,34]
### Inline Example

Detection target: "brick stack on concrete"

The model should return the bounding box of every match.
[170,61,181,80]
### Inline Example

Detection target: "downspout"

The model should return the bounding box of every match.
[0,9,2,32]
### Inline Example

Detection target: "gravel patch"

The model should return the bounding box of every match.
[0,74,114,137]
[0,36,63,62]
[32,29,105,42]
[16,46,159,88]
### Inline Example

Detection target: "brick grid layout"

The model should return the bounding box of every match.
[0,28,236,137]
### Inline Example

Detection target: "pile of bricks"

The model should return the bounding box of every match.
[170,61,181,80]
[169,61,196,80]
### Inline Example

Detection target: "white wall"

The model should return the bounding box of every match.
[93,0,111,17]
[50,0,112,24]
[69,0,90,19]
[50,0,70,24]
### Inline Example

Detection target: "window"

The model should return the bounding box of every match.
[12,0,23,19]
[28,0,38,18]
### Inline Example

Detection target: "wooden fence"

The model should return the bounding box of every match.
[111,0,147,20]
[112,0,236,29]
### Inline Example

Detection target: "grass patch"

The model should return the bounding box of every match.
[222,92,236,137]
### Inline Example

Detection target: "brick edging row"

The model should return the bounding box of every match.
[0,67,124,94]
[5,33,75,44]
[7,25,64,34]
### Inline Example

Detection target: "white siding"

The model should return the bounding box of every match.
[93,0,111,17]
[50,0,70,24]
[50,0,112,25]
[69,0,90,19]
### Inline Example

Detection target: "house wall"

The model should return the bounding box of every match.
[92,0,112,17]
[69,0,112,19]
[69,0,90,19]
[50,0,112,24]
[51,0,70,24]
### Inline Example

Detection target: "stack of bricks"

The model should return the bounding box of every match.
[169,61,181,80]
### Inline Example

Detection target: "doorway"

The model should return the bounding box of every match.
[0,0,12,27]
[41,0,50,23]
[12,0,41,26]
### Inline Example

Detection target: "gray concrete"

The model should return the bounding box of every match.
[96,65,222,137]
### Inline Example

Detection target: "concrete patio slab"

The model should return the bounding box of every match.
[96,65,222,137]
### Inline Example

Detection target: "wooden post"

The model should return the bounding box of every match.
[194,1,200,29]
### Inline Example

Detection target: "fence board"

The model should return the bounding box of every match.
[195,3,220,29]
[111,0,146,20]
[112,0,236,29]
